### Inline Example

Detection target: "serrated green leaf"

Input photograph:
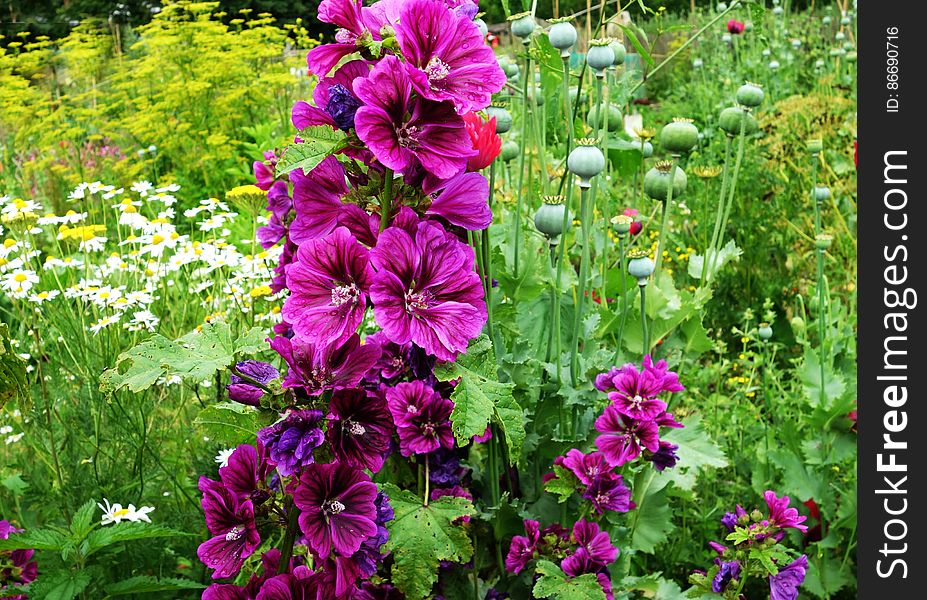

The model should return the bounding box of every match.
[100,321,265,393]
[433,335,525,462]
[533,560,607,599]
[1,474,28,497]
[83,523,192,558]
[194,403,277,446]
[687,241,743,280]
[661,415,728,491]
[545,465,579,503]
[27,570,91,600]
[629,471,675,553]
[382,484,475,600]
[275,137,345,176]
[105,575,205,596]
[297,125,346,143]
[0,528,68,552]
[69,499,98,541]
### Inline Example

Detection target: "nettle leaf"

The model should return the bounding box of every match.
[100,321,265,393]
[687,240,743,280]
[661,415,728,491]
[105,575,205,596]
[0,528,68,552]
[69,499,98,541]
[381,484,475,600]
[83,523,192,558]
[26,570,91,600]
[433,335,525,463]
[533,560,607,600]
[0,322,29,412]
[545,464,579,503]
[629,471,675,553]
[195,402,278,446]
[275,133,346,176]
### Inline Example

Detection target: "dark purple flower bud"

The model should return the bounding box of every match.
[228,360,279,406]
[326,84,361,130]
[647,441,680,471]
[711,560,741,593]
[257,409,325,477]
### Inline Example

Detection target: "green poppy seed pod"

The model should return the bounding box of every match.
[611,215,633,235]
[548,21,577,55]
[628,255,655,282]
[758,323,773,340]
[842,41,854,52]
[510,12,536,39]
[568,140,606,185]
[500,140,520,162]
[609,40,627,66]
[822,15,832,25]
[718,107,759,137]
[644,164,688,201]
[722,33,732,44]
[717,2,728,11]
[693,58,704,69]
[487,105,512,134]
[840,15,851,26]
[568,87,587,105]
[475,18,488,37]
[503,62,520,78]
[642,141,654,158]
[736,82,764,107]
[745,21,754,32]
[813,186,831,203]
[762,48,771,58]
[768,60,780,70]
[815,234,833,250]
[534,196,569,238]
[846,51,857,63]
[587,104,623,130]
[790,316,806,335]
[791,38,802,49]
[660,118,699,155]
[772,6,784,15]
[835,31,846,42]
[586,42,615,76]
[529,91,545,107]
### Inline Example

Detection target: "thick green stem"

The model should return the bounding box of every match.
[653,156,678,284]
[640,284,649,357]
[613,235,629,363]
[277,496,301,574]
[513,51,532,278]
[708,113,749,284]
[570,185,592,387]
[701,136,733,283]
[379,168,393,233]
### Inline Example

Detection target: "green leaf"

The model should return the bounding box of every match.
[297,125,346,143]
[105,576,205,596]
[619,24,653,66]
[83,523,192,558]
[544,465,578,503]
[27,571,91,600]
[433,335,525,462]
[0,528,69,552]
[1,473,28,497]
[533,560,607,600]
[100,321,265,393]
[0,323,29,412]
[661,415,728,491]
[0,585,31,598]
[382,484,475,600]
[769,449,824,502]
[69,499,98,541]
[629,471,675,553]
[687,241,743,280]
[275,136,345,176]
[799,347,846,407]
[195,402,278,446]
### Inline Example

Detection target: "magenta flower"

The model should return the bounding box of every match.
[594,405,660,467]
[353,54,475,179]
[561,449,612,486]
[257,409,325,477]
[305,0,368,76]
[505,519,540,574]
[327,389,394,473]
[0,520,37,597]
[370,220,486,361]
[227,360,279,406]
[282,226,371,348]
[582,475,634,515]
[386,381,455,456]
[647,440,680,471]
[255,565,318,600]
[288,156,348,245]
[292,60,369,131]
[396,0,505,114]
[596,357,684,420]
[294,462,379,559]
[572,519,618,566]
[270,334,380,396]
[425,171,491,230]
[764,491,808,533]
[197,478,261,579]
[219,444,265,502]
[253,160,275,191]
[769,555,809,600]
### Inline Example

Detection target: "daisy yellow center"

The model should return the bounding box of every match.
[14,273,27,282]
[113,508,131,518]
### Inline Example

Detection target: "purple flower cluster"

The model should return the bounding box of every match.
[554,449,634,515]
[593,356,684,469]
[0,520,37,600]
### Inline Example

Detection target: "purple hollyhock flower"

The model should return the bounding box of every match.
[288,156,348,245]
[647,441,680,471]
[425,171,491,230]
[282,226,372,347]
[271,239,297,294]
[572,519,619,567]
[561,449,613,486]
[711,560,741,593]
[594,405,660,467]
[197,477,261,579]
[721,505,748,531]
[0,520,37,598]
[387,382,455,456]
[293,60,369,131]
[370,220,486,361]
[219,444,266,503]
[257,410,325,477]
[353,54,475,179]
[765,491,808,533]
[386,380,442,425]
[504,519,540,574]
[428,448,465,486]
[769,555,809,600]
[255,565,318,600]
[305,0,369,76]
[203,549,288,600]
[582,475,634,514]
[327,388,393,473]
[395,0,505,114]
[293,462,379,559]
[642,355,685,393]
[270,333,381,396]
[708,541,727,554]
[228,360,279,406]
[654,410,684,429]
[561,546,595,577]
[254,160,275,191]
[602,363,669,421]
[365,332,411,381]
[339,490,394,589]
[257,181,293,249]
